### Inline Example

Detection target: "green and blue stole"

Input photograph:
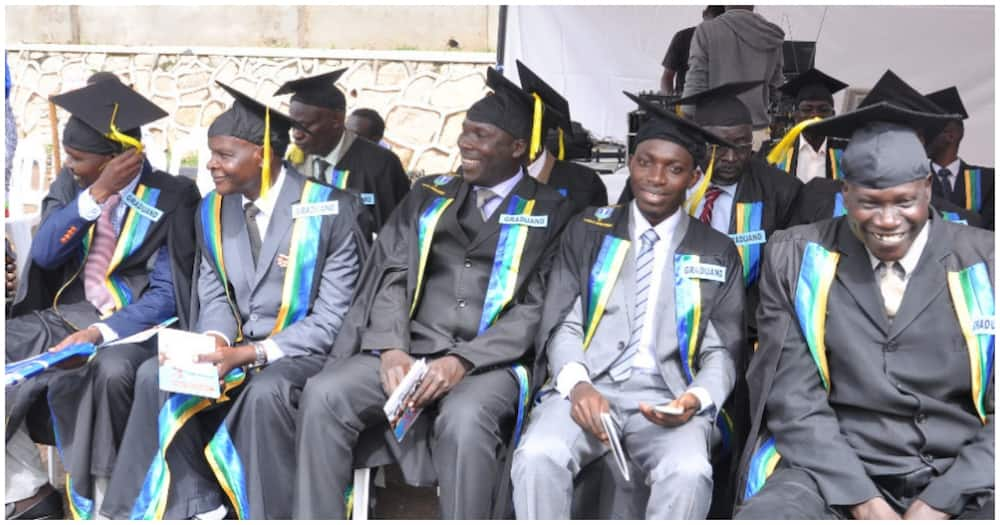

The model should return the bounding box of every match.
[325,167,350,190]
[962,168,983,212]
[730,201,765,286]
[832,193,847,218]
[946,262,995,423]
[828,148,844,180]
[48,388,96,519]
[583,235,630,350]
[941,211,967,225]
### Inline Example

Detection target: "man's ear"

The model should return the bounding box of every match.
[511,138,528,160]
[253,145,264,166]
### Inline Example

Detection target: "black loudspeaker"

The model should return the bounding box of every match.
[782,40,816,76]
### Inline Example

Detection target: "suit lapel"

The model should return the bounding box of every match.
[468,174,536,251]
[889,218,949,339]
[252,172,302,289]
[221,195,255,302]
[444,181,472,246]
[833,219,890,333]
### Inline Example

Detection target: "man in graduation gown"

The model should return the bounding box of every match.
[924,86,994,230]
[511,92,746,519]
[277,69,410,233]
[759,68,850,183]
[516,60,608,213]
[5,79,199,520]
[98,83,366,520]
[293,67,576,520]
[735,101,994,519]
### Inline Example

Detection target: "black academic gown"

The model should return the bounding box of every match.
[931,159,994,231]
[758,136,850,181]
[331,137,411,233]
[736,216,994,515]
[543,159,609,214]
[526,204,750,518]
[5,163,199,515]
[791,177,986,228]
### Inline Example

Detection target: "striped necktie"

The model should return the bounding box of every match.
[608,227,659,381]
[699,185,724,224]
[83,193,121,314]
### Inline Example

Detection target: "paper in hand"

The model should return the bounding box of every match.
[157,329,220,398]
[600,411,630,482]
[383,358,429,442]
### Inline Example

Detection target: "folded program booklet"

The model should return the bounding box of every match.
[383,358,429,442]
[601,411,631,482]
[158,328,220,398]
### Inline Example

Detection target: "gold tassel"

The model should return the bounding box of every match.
[104,103,144,154]
[765,116,821,165]
[557,128,565,160]
[530,93,544,162]
[260,107,272,200]
[285,143,305,166]
[686,145,717,216]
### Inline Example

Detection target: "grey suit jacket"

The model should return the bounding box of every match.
[543,206,744,410]
[193,168,365,357]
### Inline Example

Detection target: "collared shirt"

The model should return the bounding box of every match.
[475,168,524,219]
[930,158,962,191]
[690,181,737,234]
[795,136,828,184]
[526,149,549,180]
[305,129,357,182]
[864,218,930,293]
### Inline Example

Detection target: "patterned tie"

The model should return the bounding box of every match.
[877,261,906,318]
[699,185,724,224]
[608,228,660,381]
[476,188,498,221]
[82,194,121,314]
[314,157,330,183]
[244,202,263,266]
[936,168,953,201]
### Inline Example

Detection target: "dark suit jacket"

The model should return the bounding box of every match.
[335,137,411,233]
[931,159,994,230]
[546,159,609,214]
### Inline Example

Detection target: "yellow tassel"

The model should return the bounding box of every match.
[557,128,565,160]
[260,107,272,200]
[104,103,144,154]
[686,145,717,216]
[530,93,544,162]
[285,144,305,165]
[765,116,821,165]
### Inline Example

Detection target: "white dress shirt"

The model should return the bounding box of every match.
[475,168,524,219]
[864,218,930,292]
[526,149,549,180]
[795,136,828,184]
[689,181,737,234]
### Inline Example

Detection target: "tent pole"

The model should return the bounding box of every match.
[496,5,508,71]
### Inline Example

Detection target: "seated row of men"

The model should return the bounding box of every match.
[4,62,993,520]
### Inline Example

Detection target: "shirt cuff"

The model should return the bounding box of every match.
[555,362,591,398]
[77,188,102,221]
[686,387,714,415]
[261,339,285,364]
[90,323,118,344]
[202,330,231,347]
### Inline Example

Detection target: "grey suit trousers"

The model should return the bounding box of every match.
[511,371,715,519]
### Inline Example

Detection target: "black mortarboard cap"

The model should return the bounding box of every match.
[806,102,960,189]
[924,86,968,120]
[673,80,762,126]
[857,70,946,114]
[515,60,572,135]
[466,67,534,140]
[274,68,348,111]
[51,78,166,155]
[778,68,848,104]
[625,91,735,162]
[209,81,308,152]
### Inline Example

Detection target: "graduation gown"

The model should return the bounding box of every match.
[5,162,200,517]
[528,203,750,518]
[931,159,994,230]
[790,177,986,228]
[532,154,609,214]
[758,136,849,181]
[737,216,994,514]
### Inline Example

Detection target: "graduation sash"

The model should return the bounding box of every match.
[961,168,983,212]
[745,245,993,500]
[730,201,765,287]
[832,193,847,218]
[48,387,97,519]
[583,234,631,350]
[828,148,844,180]
[941,211,967,225]
[327,168,350,190]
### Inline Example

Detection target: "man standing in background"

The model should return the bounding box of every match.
[660,6,725,96]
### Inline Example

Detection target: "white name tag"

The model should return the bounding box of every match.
[679,262,727,282]
[123,192,163,222]
[292,201,339,218]
[729,230,767,246]
[972,316,995,335]
[499,214,548,228]
[361,193,376,206]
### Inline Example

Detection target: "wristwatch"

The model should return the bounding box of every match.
[252,342,268,368]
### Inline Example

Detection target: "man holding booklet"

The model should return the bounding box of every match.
[97,83,367,520]
[511,93,746,519]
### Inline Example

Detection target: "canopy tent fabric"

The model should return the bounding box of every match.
[502,5,994,165]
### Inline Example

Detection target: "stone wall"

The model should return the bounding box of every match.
[6,44,495,208]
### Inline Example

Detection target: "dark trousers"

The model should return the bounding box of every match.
[293,352,518,519]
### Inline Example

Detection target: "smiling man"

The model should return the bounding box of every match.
[293,67,575,519]
[735,101,994,519]
[511,92,746,519]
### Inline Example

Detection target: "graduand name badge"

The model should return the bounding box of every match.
[972,316,996,335]
[729,230,767,246]
[291,201,339,218]
[498,214,548,227]
[361,193,376,206]
[124,191,164,222]
[678,262,727,283]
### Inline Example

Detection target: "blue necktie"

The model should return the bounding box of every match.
[609,228,660,381]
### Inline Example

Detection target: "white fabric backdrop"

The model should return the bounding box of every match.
[502,5,995,165]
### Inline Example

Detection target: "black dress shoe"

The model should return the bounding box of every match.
[7,489,64,520]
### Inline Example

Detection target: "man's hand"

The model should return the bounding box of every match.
[89,149,143,203]
[851,497,902,520]
[902,499,949,520]
[379,349,414,397]
[407,355,470,409]
[48,326,103,369]
[197,344,255,379]
[638,392,700,428]
[569,382,611,444]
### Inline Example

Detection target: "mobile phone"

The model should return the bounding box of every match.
[653,402,684,415]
